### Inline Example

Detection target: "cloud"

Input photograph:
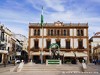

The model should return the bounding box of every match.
[0,0,100,38]
[44,0,65,11]
[26,0,65,12]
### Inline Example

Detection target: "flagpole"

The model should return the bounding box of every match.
[40,6,44,64]
[41,25,44,64]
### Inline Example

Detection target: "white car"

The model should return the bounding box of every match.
[15,60,21,63]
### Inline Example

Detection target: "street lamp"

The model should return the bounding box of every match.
[40,51,43,64]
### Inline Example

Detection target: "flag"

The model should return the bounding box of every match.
[41,6,43,27]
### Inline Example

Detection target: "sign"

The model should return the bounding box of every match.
[16,52,21,56]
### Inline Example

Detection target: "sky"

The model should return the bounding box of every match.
[0,0,100,38]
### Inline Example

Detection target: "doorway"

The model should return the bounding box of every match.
[0,54,2,63]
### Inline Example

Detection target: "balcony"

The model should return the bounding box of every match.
[0,50,8,54]
[0,41,6,45]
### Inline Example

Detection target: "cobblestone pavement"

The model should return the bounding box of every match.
[0,64,17,73]
[0,71,100,75]
[87,63,100,72]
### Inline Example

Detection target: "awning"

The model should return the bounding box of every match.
[75,52,88,57]
[59,51,65,56]
[43,52,50,55]
[64,52,75,57]
[31,52,40,55]
[0,50,8,54]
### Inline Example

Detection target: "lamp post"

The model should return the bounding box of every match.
[63,52,64,64]
[40,51,43,64]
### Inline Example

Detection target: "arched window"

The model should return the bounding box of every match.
[37,29,40,35]
[56,40,60,48]
[51,30,53,36]
[34,29,36,36]
[34,39,39,49]
[66,40,70,49]
[78,39,83,49]
[57,30,59,36]
[48,29,50,36]
[81,30,84,36]
[64,30,66,36]
[77,30,80,36]
[1,32,4,41]
[46,40,51,49]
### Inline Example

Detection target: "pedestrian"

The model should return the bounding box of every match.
[94,59,97,65]
[3,60,6,67]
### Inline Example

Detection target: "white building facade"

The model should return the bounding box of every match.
[28,21,89,63]
[89,32,100,62]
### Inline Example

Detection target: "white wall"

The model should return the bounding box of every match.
[93,38,100,42]
[30,38,34,48]
[84,29,86,36]
[51,38,56,44]
[70,38,73,48]
[44,38,46,48]
[74,39,78,48]
[70,29,73,36]
[83,39,87,48]
[61,39,65,48]
[40,28,42,36]
[91,41,100,54]
[74,29,76,36]
[39,38,42,48]
[31,28,33,36]
[44,29,47,36]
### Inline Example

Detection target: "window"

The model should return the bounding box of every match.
[34,40,39,49]
[46,40,51,49]
[66,40,70,49]
[57,30,59,36]
[77,30,80,36]
[51,30,53,36]
[77,29,84,36]
[6,35,7,42]
[48,29,50,36]
[81,30,84,36]
[64,30,66,36]
[1,32,4,41]
[78,40,83,49]
[34,29,36,36]
[56,40,60,48]
[37,29,40,35]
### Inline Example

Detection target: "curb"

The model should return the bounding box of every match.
[62,71,99,74]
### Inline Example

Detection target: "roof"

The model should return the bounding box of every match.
[89,32,100,41]
[29,21,88,27]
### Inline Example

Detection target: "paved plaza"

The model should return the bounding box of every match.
[0,71,100,75]
[0,63,100,75]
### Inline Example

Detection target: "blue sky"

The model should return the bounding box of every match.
[0,0,100,38]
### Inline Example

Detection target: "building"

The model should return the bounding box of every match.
[15,39,23,61]
[28,21,89,63]
[13,34,28,51]
[13,34,28,62]
[0,24,12,64]
[0,24,24,64]
[93,45,100,62]
[89,32,100,62]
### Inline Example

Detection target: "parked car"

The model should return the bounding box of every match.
[15,60,21,63]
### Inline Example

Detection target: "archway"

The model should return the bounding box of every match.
[49,43,60,59]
